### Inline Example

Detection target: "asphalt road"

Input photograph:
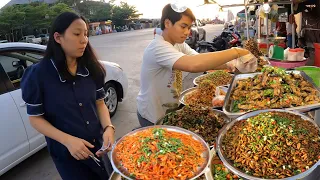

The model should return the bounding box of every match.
[0,24,224,180]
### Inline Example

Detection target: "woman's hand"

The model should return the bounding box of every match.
[96,127,115,157]
[64,135,94,160]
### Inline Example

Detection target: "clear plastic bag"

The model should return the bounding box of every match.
[212,86,228,107]
[235,54,258,73]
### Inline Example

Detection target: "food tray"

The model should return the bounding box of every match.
[109,171,121,180]
[155,108,230,126]
[223,70,320,119]
[110,148,217,180]
[179,86,230,107]
[216,109,320,180]
[179,87,198,105]
[110,125,211,180]
[193,74,233,86]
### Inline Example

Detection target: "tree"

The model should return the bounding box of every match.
[0,6,26,41]
[0,2,73,41]
[50,3,74,19]
[112,2,139,27]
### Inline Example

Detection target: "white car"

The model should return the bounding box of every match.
[0,43,128,176]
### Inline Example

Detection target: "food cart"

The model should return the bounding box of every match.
[108,1,320,180]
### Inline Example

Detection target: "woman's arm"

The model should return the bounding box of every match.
[95,100,115,156]
[29,116,94,160]
[96,99,112,129]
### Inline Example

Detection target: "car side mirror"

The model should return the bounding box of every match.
[12,61,20,67]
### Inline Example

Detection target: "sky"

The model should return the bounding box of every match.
[0,0,245,20]
[0,0,10,9]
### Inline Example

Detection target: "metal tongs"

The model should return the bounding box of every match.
[89,154,101,167]
[98,141,111,152]
[89,141,112,167]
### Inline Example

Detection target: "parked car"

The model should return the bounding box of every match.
[0,40,8,43]
[36,34,49,45]
[153,19,206,49]
[153,24,162,37]
[19,35,42,44]
[0,42,128,176]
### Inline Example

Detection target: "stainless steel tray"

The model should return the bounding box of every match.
[180,86,230,108]
[155,108,231,126]
[110,148,218,180]
[109,171,121,180]
[216,109,320,180]
[223,70,320,119]
[110,125,211,180]
[193,74,233,86]
[155,108,231,148]
[179,87,198,105]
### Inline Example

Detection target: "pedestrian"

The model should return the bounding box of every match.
[136,4,257,127]
[20,12,115,180]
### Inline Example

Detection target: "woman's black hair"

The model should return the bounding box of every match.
[44,11,106,83]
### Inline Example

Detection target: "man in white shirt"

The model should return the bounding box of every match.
[137,4,255,126]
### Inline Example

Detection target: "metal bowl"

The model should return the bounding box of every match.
[193,74,233,86]
[179,87,198,106]
[155,108,231,149]
[110,125,211,180]
[216,109,320,180]
[179,86,229,108]
[155,108,231,125]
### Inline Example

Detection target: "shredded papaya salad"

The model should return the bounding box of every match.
[114,128,206,180]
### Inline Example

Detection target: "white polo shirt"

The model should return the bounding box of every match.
[137,34,200,123]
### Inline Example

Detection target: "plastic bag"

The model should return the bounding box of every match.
[235,53,258,73]
[212,95,225,107]
[212,86,228,107]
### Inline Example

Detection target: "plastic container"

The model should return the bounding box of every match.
[295,66,320,87]
[287,48,298,61]
[296,48,305,61]
[269,59,307,69]
[268,45,284,60]
[284,47,290,60]
[314,43,320,67]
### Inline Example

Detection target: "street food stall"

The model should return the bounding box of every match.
[108,1,320,180]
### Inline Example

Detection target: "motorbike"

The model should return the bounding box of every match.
[196,30,240,53]
[196,35,229,53]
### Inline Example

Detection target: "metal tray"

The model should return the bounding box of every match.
[193,74,233,86]
[155,108,231,148]
[110,147,217,180]
[179,86,229,107]
[110,125,211,180]
[223,70,320,119]
[216,109,320,180]
[155,108,231,126]
[179,87,198,105]
[109,171,121,180]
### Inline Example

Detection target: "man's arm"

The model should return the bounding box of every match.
[173,48,248,73]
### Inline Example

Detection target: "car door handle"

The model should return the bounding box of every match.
[20,102,26,107]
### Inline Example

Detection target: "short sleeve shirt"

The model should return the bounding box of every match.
[20,59,106,160]
[137,35,199,123]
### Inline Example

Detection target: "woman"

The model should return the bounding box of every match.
[21,12,114,179]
